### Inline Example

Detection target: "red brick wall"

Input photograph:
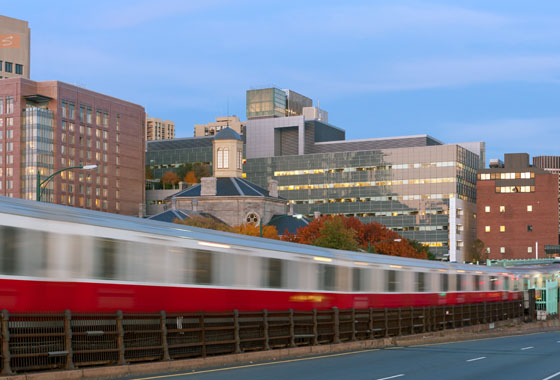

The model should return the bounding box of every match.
[476,174,559,259]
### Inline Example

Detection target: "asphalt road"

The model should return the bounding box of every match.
[126,332,560,380]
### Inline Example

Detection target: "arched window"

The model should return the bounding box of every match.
[223,148,229,168]
[217,148,223,169]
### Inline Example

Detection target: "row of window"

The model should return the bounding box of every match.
[484,205,533,213]
[216,148,243,170]
[479,172,534,180]
[274,161,457,177]
[495,186,534,193]
[60,101,120,131]
[0,62,23,75]
[0,97,15,114]
[487,246,534,255]
[61,121,119,140]
[484,225,533,233]
[278,177,456,191]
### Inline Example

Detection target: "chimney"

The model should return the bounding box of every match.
[192,199,198,212]
[268,179,278,198]
[138,203,146,218]
[201,177,217,196]
[289,203,294,216]
[171,197,177,210]
[314,211,321,219]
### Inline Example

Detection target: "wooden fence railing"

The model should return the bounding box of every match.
[0,301,524,375]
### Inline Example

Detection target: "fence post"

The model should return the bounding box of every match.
[116,310,126,365]
[233,310,241,354]
[289,309,296,348]
[63,309,74,370]
[351,308,356,341]
[160,310,170,361]
[1,310,12,376]
[483,302,487,324]
[410,307,414,335]
[263,309,270,350]
[368,308,374,339]
[384,308,389,338]
[422,307,426,333]
[200,313,206,357]
[312,309,318,346]
[333,307,340,344]
[397,308,402,336]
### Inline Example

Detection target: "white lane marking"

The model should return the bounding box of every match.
[466,357,486,362]
[542,371,560,380]
[377,375,405,380]
[521,346,534,350]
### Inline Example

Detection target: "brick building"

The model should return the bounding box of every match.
[0,78,145,216]
[476,153,559,259]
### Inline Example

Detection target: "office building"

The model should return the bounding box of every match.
[0,15,30,79]
[0,78,145,215]
[145,116,174,141]
[246,87,312,119]
[476,153,559,259]
[194,115,246,137]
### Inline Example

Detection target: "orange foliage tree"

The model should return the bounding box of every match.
[184,171,198,185]
[282,215,427,259]
[161,171,179,189]
[232,223,279,239]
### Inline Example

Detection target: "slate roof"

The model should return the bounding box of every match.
[170,177,284,199]
[148,209,226,225]
[267,214,311,235]
[214,127,242,141]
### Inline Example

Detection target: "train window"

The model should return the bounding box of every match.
[0,226,18,275]
[474,275,481,291]
[456,274,463,292]
[386,270,400,292]
[415,272,426,292]
[513,278,519,291]
[318,264,336,291]
[504,276,510,291]
[352,268,364,292]
[195,250,213,285]
[95,238,118,280]
[489,276,497,290]
[440,274,449,292]
[262,258,282,288]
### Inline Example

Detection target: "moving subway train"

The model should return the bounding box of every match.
[0,197,552,313]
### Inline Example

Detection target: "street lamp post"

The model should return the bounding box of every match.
[36,164,98,201]
[368,238,402,253]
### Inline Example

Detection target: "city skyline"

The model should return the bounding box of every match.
[4,0,560,161]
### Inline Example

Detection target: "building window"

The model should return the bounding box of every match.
[6,97,13,114]
[528,246,533,253]
[0,97,3,114]
[527,205,532,212]
[527,225,533,232]
[4,62,12,73]
[86,107,92,123]
[500,225,505,232]
[237,150,242,169]
[485,226,491,232]
[500,247,505,254]
[15,64,23,75]
[484,206,490,213]
[499,206,505,213]
[246,212,259,224]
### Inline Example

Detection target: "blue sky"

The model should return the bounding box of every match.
[5,1,560,161]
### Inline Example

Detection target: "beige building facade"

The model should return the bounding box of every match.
[194,116,245,137]
[146,116,174,141]
[0,15,30,79]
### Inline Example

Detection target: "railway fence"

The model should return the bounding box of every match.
[0,300,527,375]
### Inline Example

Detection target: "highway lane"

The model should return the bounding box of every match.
[127,332,560,380]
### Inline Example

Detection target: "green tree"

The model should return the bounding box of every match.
[469,238,487,264]
[311,217,360,251]
[194,163,211,180]
[408,240,437,260]
[176,163,193,182]
[145,166,154,180]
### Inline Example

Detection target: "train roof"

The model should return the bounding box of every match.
[0,196,555,275]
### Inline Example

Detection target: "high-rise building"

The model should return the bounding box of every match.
[145,116,174,141]
[0,78,145,216]
[476,153,559,259]
[194,116,245,137]
[246,87,312,119]
[0,15,30,79]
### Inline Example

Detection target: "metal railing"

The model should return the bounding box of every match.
[0,301,524,375]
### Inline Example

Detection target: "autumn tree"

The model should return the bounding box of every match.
[161,171,179,189]
[311,217,360,251]
[145,166,154,180]
[408,240,436,260]
[232,223,279,239]
[194,163,211,180]
[174,216,233,232]
[468,238,487,264]
[184,171,198,185]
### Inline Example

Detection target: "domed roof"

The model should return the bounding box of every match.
[214,127,242,141]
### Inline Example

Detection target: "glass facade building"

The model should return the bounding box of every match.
[244,144,480,261]
[246,88,312,119]
[146,136,213,179]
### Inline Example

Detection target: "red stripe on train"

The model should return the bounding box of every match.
[0,279,520,313]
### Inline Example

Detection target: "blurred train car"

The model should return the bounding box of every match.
[0,197,548,313]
